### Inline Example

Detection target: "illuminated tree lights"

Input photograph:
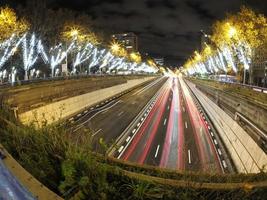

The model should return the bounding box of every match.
[184,7,266,77]
[22,33,49,80]
[0,32,157,81]
[0,34,24,69]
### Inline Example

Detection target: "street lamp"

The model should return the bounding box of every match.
[110,42,120,53]
[228,26,237,38]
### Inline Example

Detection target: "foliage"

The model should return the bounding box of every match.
[184,6,267,76]
[0,7,29,41]
[61,23,100,45]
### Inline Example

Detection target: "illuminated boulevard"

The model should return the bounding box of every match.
[69,76,235,173]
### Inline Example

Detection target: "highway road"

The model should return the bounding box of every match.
[68,75,230,173]
[117,76,226,173]
[68,77,168,153]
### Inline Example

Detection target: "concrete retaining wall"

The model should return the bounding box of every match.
[186,80,267,173]
[19,77,155,126]
[196,83,267,133]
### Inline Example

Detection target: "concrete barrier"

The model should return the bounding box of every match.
[193,80,267,133]
[0,144,62,200]
[185,79,267,173]
[19,77,155,126]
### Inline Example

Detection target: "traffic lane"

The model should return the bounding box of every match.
[179,81,202,171]
[179,77,222,173]
[120,82,171,163]
[159,77,184,170]
[84,77,168,152]
[68,76,165,131]
[144,90,173,166]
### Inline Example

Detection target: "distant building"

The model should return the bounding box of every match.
[250,44,267,87]
[111,32,138,53]
[153,57,164,66]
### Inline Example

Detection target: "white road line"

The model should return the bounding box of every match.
[69,117,74,121]
[144,113,147,116]
[118,146,124,153]
[208,125,211,130]
[185,121,188,129]
[73,101,122,132]
[90,107,94,110]
[222,160,227,168]
[92,129,102,137]
[132,129,136,133]
[182,106,185,112]
[96,104,99,107]
[84,110,88,114]
[118,111,124,116]
[137,123,141,127]
[155,145,160,158]
[214,139,218,145]
[218,148,222,156]
[77,114,81,117]
[141,117,144,121]
[126,136,131,143]
[164,118,167,126]
[188,149,191,164]
[210,131,214,137]
[167,106,170,110]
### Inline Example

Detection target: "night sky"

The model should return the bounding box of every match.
[4,0,267,66]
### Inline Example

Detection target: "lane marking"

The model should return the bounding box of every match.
[73,100,122,132]
[69,117,74,121]
[164,118,167,126]
[118,146,124,153]
[155,145,160,158]
[222,160,227,168]
[77,114,81,117]
[141,117,144,121]
[137,122,141,127]
[126,136,131,143]
[90,107,94,110]
[132,129,136,133]
[188,149,191,164]
[182,106,185,112]
[92,129,102,137]
[185,121,188,129]
[210,131,214,137]
[218,148,222,156]
[84,110,88,114]
[118,111,124,116]
[167,106,170,110]
[214,139,218,145]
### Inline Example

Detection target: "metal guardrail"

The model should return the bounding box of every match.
[235,112,267,153]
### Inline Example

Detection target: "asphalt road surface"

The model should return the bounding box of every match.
[69,77,167,153]
[69,76,229,173]
[119,77,224,173]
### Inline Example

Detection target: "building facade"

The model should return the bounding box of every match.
[111,32,138,53]
[153,57,164,66]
